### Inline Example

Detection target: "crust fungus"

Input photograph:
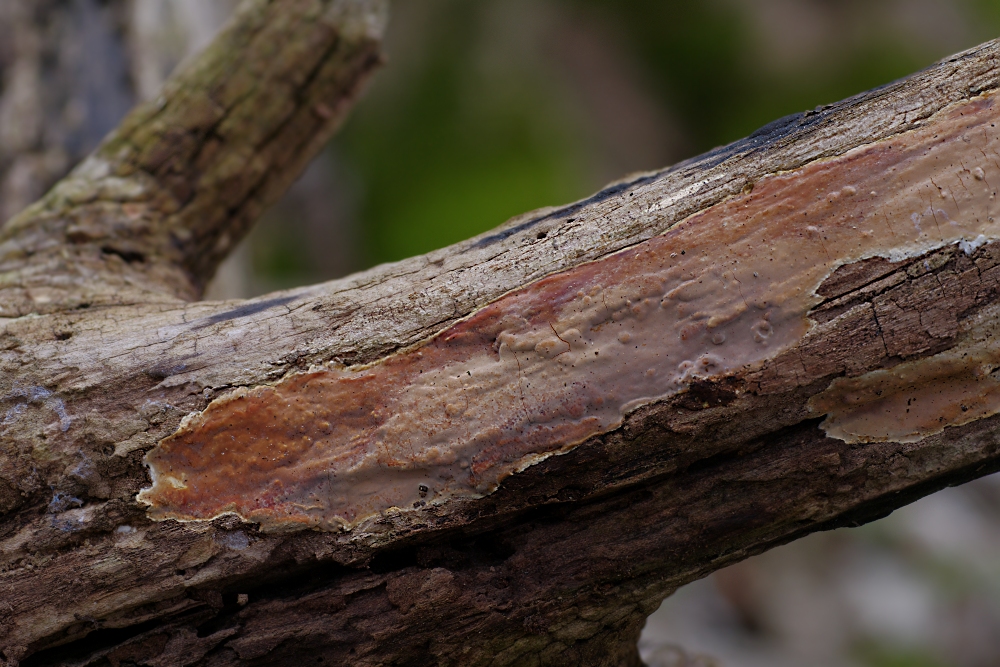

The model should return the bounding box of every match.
[141,92,1000,531]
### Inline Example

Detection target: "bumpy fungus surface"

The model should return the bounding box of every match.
[141,93,1000,531]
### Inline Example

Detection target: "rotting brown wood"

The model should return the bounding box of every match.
[3,1,1000,664]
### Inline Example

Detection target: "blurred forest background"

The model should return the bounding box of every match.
[4,1,1000,666]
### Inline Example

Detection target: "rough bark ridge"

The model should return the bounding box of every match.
[2,1,1000,665]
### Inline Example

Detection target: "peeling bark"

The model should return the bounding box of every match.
[3,2,1000,665]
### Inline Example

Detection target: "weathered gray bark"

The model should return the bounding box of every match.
[3,1,1000,665]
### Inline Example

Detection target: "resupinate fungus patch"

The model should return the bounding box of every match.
[140,91,1000,532]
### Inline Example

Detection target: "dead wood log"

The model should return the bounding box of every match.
[3,1,1000,664]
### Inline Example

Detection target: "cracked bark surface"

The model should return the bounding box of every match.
[3,1,1000,665]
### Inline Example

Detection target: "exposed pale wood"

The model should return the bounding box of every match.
[2,1,1000,663]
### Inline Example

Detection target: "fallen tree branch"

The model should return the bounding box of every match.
[2,2,1000,664]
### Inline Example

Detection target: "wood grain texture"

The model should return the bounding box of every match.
[3,3,1000,663]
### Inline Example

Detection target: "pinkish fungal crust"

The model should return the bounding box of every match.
[141,92,1000,531]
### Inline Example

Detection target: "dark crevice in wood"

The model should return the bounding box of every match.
[100,246,146,264]
[815,254,914,300]
[21,608,214,667]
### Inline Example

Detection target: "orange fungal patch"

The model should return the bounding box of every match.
[141,93,1000,531]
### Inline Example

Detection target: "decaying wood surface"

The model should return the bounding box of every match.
[3,0,1000,664]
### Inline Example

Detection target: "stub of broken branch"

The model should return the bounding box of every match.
[141,91,1000,532]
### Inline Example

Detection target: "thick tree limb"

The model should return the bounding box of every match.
[3,2,1000,664]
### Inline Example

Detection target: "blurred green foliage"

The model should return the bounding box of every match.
[598,1,924,148]
[333,2,588,266]
[251,217,310,282]
[855,640,948,667]
[269,0,1000,270]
